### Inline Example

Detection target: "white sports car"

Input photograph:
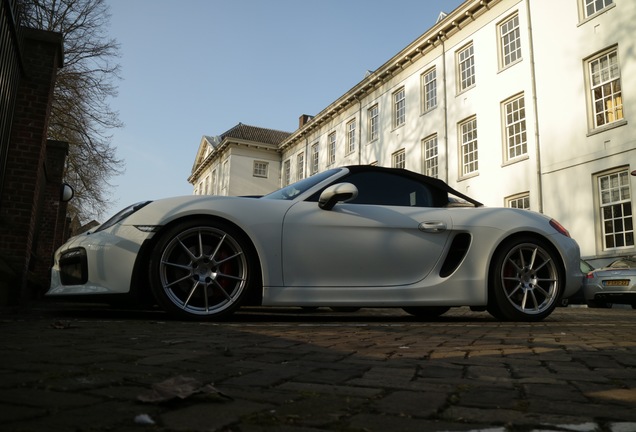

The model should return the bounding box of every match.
[48,165,582,321]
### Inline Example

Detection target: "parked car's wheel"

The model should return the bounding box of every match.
[488,236,562,321]
[149,219,257,320]
[402,306,450,319]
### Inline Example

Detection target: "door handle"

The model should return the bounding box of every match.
[419,221,447,233]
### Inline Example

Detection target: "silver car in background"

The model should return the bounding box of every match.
[584,257,636,309]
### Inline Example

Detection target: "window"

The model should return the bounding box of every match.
[584,0,613,18]
[587,48,623,129]
[460,117,478,176]
[421,68,437,112]
[368,104,379,142]
[423,135,438,178]
[597,169,633,250]
[347,120,356,154]
[457,43,475,92]
[297,152,305,180]
[283,159,291,186]
[506,193,530,210]
[392,149,406,169]
[499,14,521,68]
[253,161,268,178]
[328,132,336,165]
[503,94,527,161]
[211,169,217,195]
[222,160,229,195]
[341,171,438,207]
[311,143,319,174]
[393,88,406,128]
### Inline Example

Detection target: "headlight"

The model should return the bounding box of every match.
[94,201,152,233]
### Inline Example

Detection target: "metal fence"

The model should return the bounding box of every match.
[0,0,23,200]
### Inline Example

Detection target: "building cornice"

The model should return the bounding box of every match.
[279,0,497,152]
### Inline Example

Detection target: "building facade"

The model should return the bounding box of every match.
[190,0,634,265]
[189,123,291,197]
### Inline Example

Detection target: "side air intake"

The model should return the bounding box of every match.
[439,233,472,278]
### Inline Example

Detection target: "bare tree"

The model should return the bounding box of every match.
[19,0,124,222]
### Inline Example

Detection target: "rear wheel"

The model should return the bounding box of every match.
[149,219,258,320]
[487,236,562,321]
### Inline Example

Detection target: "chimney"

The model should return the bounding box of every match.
[298,114,314,128]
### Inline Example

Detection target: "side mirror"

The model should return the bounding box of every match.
[60,183,75,202]
[318,183,358,210]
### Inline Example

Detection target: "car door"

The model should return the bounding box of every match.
[281,171,453,287]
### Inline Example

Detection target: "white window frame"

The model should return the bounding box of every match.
[502,93,527,162]
[499,14,521,69]
[596,168,634,251]
[506,193,530,210]
[422,135,438,178]
[586,47,624,130]
[393,87,406,128]
[459,117,478,177]
[297,152,305,180]
[421,67,437,112]
[328,132,336,165]
[457,43,475,93]
[583,0,614,19]
[283,159,291,186]
[392,149,406,169]
[346,119,356,155]
[311,143,319,175]
[253,160,269,178]
[368,104,379,142]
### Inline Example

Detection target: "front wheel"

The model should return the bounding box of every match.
[487,237,562,321]
[149,219,258,320]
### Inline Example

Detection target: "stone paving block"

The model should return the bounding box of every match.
[347,412,480,432]
[0,387,101,408]
[276,381,381,398]
[374,389,448,418]
[158,399,270,431]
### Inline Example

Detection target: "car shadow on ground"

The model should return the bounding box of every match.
[19,301,501,323]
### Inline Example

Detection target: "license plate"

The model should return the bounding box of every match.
[603,280,629,287]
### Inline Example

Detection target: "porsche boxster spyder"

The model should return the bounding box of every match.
[47,165,582,321]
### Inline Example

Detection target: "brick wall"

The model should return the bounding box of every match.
[0,27,65,306]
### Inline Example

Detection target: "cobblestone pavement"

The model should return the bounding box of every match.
[0,304,635,432]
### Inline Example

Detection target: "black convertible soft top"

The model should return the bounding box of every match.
[343,165,484,208]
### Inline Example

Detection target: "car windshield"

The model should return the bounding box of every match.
[262,168,340,200]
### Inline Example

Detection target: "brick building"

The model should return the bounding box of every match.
[0,0,71,306]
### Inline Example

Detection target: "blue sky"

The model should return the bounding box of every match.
[104,0,465,219]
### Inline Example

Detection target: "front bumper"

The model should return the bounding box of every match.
[47,225,153,296]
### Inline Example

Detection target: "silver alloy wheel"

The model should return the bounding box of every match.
[158,226,248,316]
[499,242,559,315]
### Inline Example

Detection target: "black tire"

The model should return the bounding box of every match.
[402,306,450,319]
[487,236,563,322]
[149,219,258,320]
